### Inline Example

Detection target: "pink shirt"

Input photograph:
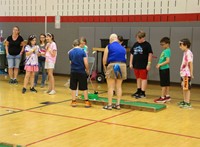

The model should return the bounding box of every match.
[180,49,193,77]
[45,42,57,63]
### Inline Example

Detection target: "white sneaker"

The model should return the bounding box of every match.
[49,90,56,95]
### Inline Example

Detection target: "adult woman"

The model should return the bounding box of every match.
[103,34,127,110]
[5,26,25,84]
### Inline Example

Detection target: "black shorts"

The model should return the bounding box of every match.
[159,68,170,87]
[70,72,88,90]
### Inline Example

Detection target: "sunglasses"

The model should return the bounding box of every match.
[29,35,36,39]
[46,33,52,37]
[179,41,183,46]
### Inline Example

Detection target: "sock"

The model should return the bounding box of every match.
[161,96,165,99]
[166,95,170,97]
[137,88,141,92]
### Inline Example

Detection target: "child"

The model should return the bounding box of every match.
[129,30,153,99]
[178,38,194,108]
[22,35,39,94]
[45,33,57,95]
[69,39,91,108]
[154,37,171,103]
[34,34,47,88]
[80,37,88,56]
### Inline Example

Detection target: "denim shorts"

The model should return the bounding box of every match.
[7,54,21,68]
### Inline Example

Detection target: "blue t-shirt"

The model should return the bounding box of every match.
[107,41,126,64]
[69,48,86,74]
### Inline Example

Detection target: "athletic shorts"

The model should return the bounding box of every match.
[159,68,170,87]
[45,62,55,69]
[105,62,127,80]
[7,54,21,68]
[134,68,148,80]
[70,72,88,90]
[181,76,191,90]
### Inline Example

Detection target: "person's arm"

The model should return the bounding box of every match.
[129,54,133,69]
[5,41,9,56]
[26,46,37,56]
[146,53,153,71]
[20,40,26,55]
[83,57,89,75]
[156,58,170,69]
[103,46,108,72]
[47,43,57,57]
[189,61,194,78]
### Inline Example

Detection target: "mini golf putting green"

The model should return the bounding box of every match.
[78,94,166,112]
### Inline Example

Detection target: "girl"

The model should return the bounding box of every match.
[34,34,47,88]
[22,35,39,94]
[45,33,57,95]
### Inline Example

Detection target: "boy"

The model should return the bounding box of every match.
[178,38,194,108]
[154,37,171,103]
[69,39,91,108]
[129,30,153,98]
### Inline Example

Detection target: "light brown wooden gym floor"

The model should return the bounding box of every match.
[0,75,200,147]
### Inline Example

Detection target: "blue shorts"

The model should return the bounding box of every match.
[7,54,21,68]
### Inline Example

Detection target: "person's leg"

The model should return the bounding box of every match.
[8,68,14,80]
[184,90,190,103]
[7,57,14,81]
[13,55,21,81]
[30,72,35,88]
[106,78,115,106]
[47,69,52,91]
[48,69,55,90]
[116,79,123,105]
[161,87,166,98]
[141,79,147,92]
[41,61,47,85]
[23,71,31,89]
[34,62,41,86]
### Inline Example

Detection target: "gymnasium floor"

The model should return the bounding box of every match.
[0,75,200,147]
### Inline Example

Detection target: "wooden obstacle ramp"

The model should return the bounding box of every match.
[77,94,166,112]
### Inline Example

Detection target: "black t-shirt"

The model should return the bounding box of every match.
[7,35,24,55]
[130,41,153,69]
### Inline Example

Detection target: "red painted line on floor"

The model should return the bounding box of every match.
[101,121,200,140]
[25,110,132,146]
[0,105,24,111]
[28,110,97,122]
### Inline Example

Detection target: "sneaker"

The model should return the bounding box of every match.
[164,96,171,102]
[71,100,77,107]
[44,90,51,94]
[22,88,26,94]
[49,90,56,95]
[85,100,91,108]
[154,97,166,103]
[135,93,146,99]
[178,101,185,106]
[13,79,18,84]
[180,102,192,108]
[9,79,14,84]
[131,91,140,97]
[30,87,37,93]
[40,84,45,88]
